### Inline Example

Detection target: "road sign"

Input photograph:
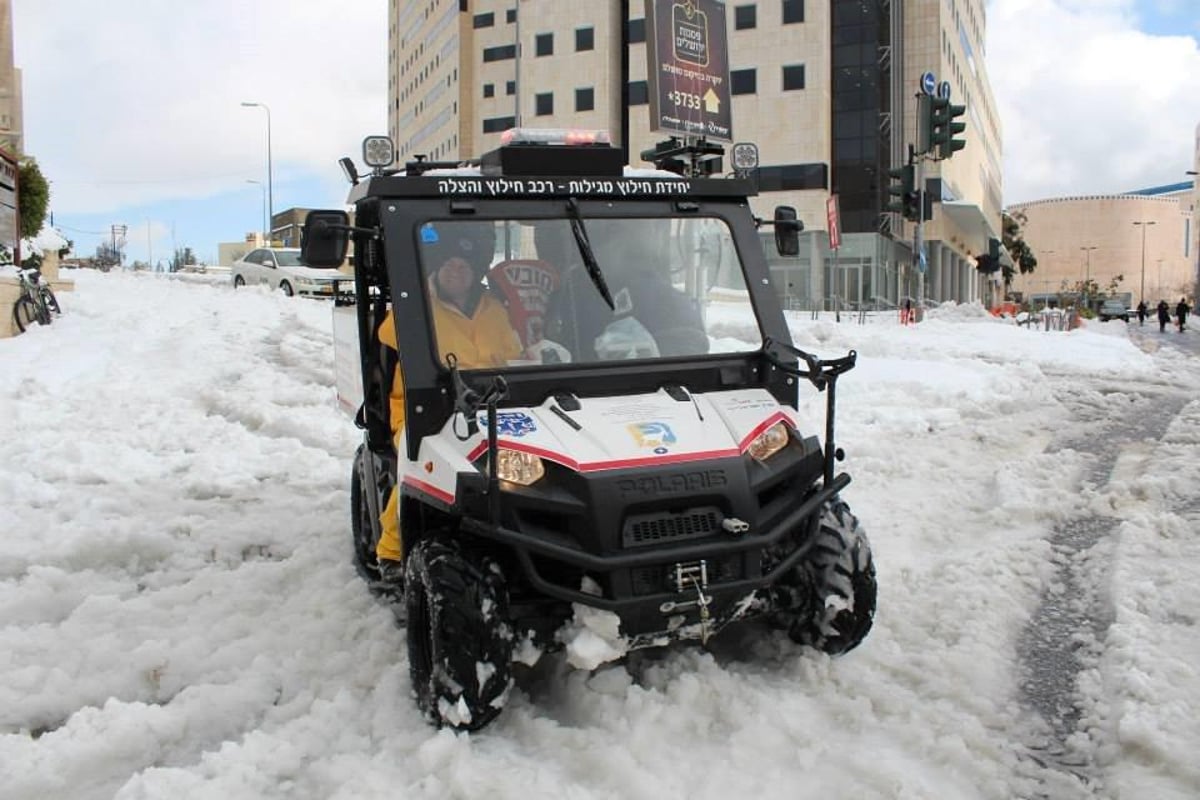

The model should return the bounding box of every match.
[827,194,841,251]
[645,0,733,142]
[938,80,952,100]
[921,71,936,96]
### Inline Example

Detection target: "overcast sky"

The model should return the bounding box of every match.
[10,0,1200,264]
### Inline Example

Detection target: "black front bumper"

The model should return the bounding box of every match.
[457,441,845,636]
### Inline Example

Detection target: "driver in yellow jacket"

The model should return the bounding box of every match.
[375,224,522,591]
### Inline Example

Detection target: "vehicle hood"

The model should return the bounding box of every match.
[469,388,796,471]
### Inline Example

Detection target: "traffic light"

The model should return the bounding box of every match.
[929,96,967,160]
[885,164,916,220]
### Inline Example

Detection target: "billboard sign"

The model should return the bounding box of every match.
[645,0,733,142]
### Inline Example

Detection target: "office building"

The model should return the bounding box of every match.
[387,0,1003,307]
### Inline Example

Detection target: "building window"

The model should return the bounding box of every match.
[627,18,646,43]
[782,0,804,24]
[483,44,516,62]
[576,87,595,112]
[576,26,594,52]
[628,80,648,105]
[473,12,494,28]
[731,68,757,95]
[536,33,553,57]
[782,64,806,90]
[506,80,516,95]
[483,83,495,98]
[756,163,827,191]
[735,5,757,30]
[506,7,516,23]
[483,115,516,134]
[535,92,554,116]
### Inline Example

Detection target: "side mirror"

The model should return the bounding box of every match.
[302,210,350,268]
[773,206,802,256]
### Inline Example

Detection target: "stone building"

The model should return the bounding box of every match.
[0,0,22,155]
[1008,186,1194,308]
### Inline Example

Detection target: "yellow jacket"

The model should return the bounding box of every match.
[379,287,522,433]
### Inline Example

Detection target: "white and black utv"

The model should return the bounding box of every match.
[302,131,875,731]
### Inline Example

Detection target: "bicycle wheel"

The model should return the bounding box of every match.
[13,296,40,332]
[40,286,61,316]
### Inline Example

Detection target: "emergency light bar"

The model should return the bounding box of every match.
[499,128,612,147]
[482,128,623,178]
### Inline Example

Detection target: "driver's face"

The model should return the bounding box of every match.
[435,256,475,309]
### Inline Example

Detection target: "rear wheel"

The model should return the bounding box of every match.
[350,445,381,583]
[406,538,513,731]
[279,281,294,297]
[40,287,61,316]
[778,500,876,655]
[13,296,40,332]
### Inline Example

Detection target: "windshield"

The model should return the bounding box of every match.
[417,215,761,370]
[275,250,304,267]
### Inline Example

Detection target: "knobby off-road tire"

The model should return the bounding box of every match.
[349,445,382,584]
[405,538,514,731]
[783,499,876,655]
[12,296,42,332]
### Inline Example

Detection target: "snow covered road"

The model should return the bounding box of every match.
[1,271,1197,799]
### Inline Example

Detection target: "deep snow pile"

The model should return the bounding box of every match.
[0,271,1197,800]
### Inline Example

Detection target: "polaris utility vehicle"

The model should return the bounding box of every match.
[303,130,876,731]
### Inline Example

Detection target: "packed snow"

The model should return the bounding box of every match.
[1,270,1198,799]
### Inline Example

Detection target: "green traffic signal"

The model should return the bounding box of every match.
[928,96,967,160]
[885,164,914,215]
[939,103,967,159]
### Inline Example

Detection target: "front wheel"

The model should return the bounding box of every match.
[233,275,246,288]
[279,281,294,297]
[780,500,876,655]
[406,538,513,731]
[13,296,42,332]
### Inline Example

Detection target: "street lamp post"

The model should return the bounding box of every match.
[1080,245,1098,308]
[241,101,273,242]
[247,179,267,243]
[1132,221,1156,303]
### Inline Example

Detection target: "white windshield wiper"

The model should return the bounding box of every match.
[566,198,615,311]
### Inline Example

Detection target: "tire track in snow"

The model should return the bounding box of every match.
[1016,374,1190,798]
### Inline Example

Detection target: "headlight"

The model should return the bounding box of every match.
[496,448,545,485]
[746,422,789,461]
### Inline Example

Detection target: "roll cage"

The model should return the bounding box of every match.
[343,185,798,461]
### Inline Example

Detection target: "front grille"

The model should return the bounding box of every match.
[622,506,722,548]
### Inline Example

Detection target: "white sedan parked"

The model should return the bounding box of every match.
[231,247,345,298]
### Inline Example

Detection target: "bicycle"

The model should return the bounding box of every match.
[11,267,61,333]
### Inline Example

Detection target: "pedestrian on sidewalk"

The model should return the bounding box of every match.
[1157,300,1170,332]
[1136,300,1147,326]
[1176,297,1190,332]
